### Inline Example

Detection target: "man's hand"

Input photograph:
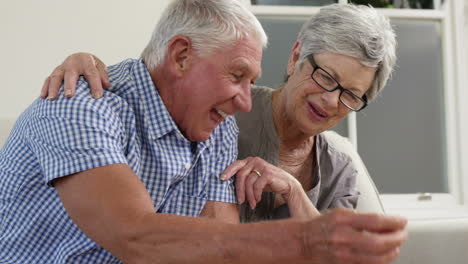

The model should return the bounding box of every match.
[41,52,109,100]
[303,208,408,264]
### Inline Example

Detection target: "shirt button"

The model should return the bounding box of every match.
[184,163,191,170]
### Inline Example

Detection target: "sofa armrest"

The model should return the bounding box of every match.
[352,148,385,214]
[394,218,468,264]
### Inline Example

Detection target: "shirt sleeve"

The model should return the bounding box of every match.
[26,84,129,186]
[317,131,361,210]
[205,116,238,204]
[327,159,360,209]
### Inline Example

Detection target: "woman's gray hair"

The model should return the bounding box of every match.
[141,0,268,71]
[298,4,396,101]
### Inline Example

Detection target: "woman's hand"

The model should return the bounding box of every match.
[221,157,320,219]
[41,52,109,100]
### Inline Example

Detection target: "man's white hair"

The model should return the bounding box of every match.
[141,0,268,71]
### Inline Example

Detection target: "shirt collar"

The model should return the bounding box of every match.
[132,60,179,140]
[131,60,213,147]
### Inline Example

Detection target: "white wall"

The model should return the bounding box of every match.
[0,0,170,123]
[466,0,468,72]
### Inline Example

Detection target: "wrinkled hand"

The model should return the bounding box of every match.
[221,157,300,209]
[41,52,109,100]
[221,157,319,219]
[304,209,408,264]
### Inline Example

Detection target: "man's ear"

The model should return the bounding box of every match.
[166,35,193,76]
[287,40,301,76]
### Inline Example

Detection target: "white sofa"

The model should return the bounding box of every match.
[395,218,468,264]
[351,139,468,263]
[315,133,468,263]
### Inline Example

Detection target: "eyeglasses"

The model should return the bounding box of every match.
[306,54,368,112]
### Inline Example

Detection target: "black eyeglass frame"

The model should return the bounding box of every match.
[306,54,368,112]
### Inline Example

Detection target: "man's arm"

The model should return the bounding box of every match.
[54,164,305,263]
[55,163,407,264]
[199,201,240,224]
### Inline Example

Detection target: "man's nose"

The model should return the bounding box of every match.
[233,83,252,113]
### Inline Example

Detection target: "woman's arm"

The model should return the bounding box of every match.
[222,157,320,220]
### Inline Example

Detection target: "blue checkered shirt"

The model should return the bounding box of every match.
[0,59,238,263]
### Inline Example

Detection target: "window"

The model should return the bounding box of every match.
[251,0,445,9]
[251,0,337,6]
[357,19,446,194]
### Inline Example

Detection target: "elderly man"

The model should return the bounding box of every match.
[0,0,407,263]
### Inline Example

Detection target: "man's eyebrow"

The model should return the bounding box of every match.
[233,61,262,81]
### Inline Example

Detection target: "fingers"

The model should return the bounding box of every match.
[352,247,401,264]
[330,224,407,256]
[222,157,297,207]
[253,176,268,202]
[221,157,265,205]
[235,158,265,205]
[47,67,65,100]
[235,161,257,205]
[316,210,408,264]
[357,229,407,255]
[40,77,51,99]
[245,171,256,209]
[86,54,104,99]
[220,159,248,181]
[40,52,108,101]
[64,70,79,98]
[245,170,264,209]
[94,56,110,88]
[324,209,407,232]
[220,158,252,204]
[220,159,250,204]
[331,235,404,264]
[347,213,407,233]
[329,245,401,264]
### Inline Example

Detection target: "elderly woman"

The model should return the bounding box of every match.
[230,3,396,222]
[42,4,395,222]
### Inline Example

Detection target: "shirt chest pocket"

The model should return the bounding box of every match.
[158,192,207,217]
